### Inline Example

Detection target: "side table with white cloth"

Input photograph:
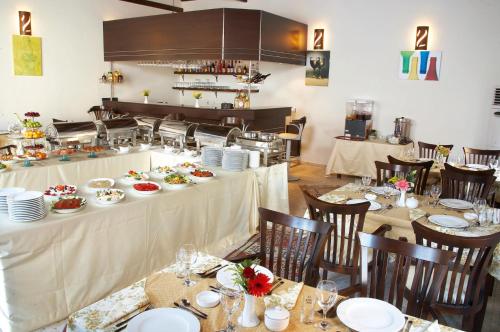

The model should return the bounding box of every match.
[326,137,413,178]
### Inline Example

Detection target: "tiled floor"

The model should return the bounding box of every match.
[288,163,500,332]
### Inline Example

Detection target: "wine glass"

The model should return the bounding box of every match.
[473,198,487,222]
[361,176,372,190]
[383,183,393,199]
[178,244,198,287]
[489,158,498,170]
[430,185,441,207]
[220,287,241,332]
[315,280,338,330]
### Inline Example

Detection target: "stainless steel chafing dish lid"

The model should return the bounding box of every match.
[193,124,242,146]
[45,121,97,141]
[134,116,161,132]
[158,120,197,139]
[96,118,138,135]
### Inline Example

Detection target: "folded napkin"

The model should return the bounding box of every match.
[409,208,426,221]
[67,279,148,332]
[410,319,441,332]
[319,193,347,204]
[264,282,303,310]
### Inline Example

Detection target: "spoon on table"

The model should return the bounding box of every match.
[181,298,208,318]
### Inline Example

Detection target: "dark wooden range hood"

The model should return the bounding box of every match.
[103,8,307,65]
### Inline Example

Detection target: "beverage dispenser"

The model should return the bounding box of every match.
[344,99,374,139]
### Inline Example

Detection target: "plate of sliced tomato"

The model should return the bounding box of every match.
[190,169,216,183]
[51,196,87,214]
[133,181,161,195]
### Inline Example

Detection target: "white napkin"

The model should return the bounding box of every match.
[409,208,426,221]
[319,193,347,204]
[411,319,440,332]
[264,282,303,310]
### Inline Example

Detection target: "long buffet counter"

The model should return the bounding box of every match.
[0,149,288,331]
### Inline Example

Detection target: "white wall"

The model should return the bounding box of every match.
[1,0,499,165]
[181,0,500,164]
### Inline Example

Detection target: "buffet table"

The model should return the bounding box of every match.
[325,137,413,178]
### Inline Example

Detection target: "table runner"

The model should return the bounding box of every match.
[326,138,413,178]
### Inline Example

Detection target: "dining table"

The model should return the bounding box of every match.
[321,183,500,280]
[67,253,462,332]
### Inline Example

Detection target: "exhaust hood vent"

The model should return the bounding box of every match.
[494,86,500,108]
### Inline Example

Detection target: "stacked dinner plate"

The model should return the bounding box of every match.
[7,191,47,222]
[0,188,26,215]
[201,146,223,167]
[222,149,249,171]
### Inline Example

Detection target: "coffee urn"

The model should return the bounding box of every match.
[394,117,412,144]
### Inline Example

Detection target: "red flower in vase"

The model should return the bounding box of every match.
[242,266,256,279]
[247,273,272,297]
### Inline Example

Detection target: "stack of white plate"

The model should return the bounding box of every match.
[0,188,26,214]
[201,146,223,167]
[7,191,47,222]
[222,149,248,171]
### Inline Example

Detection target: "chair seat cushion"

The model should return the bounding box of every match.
[278,133,299,140]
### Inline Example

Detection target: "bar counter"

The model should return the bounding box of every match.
[103,101,291,133]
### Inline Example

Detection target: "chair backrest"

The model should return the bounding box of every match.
[375,161,424,191]
[418,141,454,161]
[440,163,496,202]
[463,147,500,165]
[300,185,370,280]
[412,221,500,312]
[258,207,333,286]
[387,155,434,195]
[0,145,17,156]
[358,232,456,318]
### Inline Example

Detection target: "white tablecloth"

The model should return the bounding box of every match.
[0,149,151,191]
[325,138,413,178]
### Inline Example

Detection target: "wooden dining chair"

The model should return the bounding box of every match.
[0,145,17,156]
[418,141,454,161]
[440,163,496,202]
[257,207,333,286]
[300,186,391,295]
[358,232,456,319]
[412,221,500,332]
[375,161,424,192]
[463,147,500,165]
[387,156,434,195]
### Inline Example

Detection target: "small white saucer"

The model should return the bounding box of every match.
[364,193,377,201]
[196,290,220,308]
[463,212,478,221]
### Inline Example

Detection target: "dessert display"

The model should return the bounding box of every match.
[0,155,17,165]
[88,178,115,191]
[26,151,48,160]
[123,170,149,183]
[51,149,77,156]
[81,146,106,153]
[190,169,215,183]
[133,181,161,194]
[96,189,125,205]
[44,185,77,197]
[21,112,45,139]
[51,196,87,214]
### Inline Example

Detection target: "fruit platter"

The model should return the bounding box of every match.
[176,162,199,174]
[123,170,150,184]
[0,162,7,173]
[190,169,216,183]
[21,112,45,139]
[96,189,125,205]
[164,173,191,190]
[150,165,175,178]
[51,195,87,214]
[87,178,115,191]
[132,181,161,195]
[44,184,77,197]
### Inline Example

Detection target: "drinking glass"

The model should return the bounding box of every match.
[178,244,198,287]
[175,250,187,279]
[220,287,241,332]
[430,185,442,207]
[300,294,315,324]
[489,158,498,170]
[361,176,372,189]
[383,183,393,199]
[315,280,338,330]
[473,198,487,218]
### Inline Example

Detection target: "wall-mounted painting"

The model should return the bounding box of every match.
[306,50,330,86]
[399,50,441,81]
[12,35,42,76]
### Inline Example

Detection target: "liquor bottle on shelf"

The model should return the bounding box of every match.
[236,61,242,74]
[243,64,248,75]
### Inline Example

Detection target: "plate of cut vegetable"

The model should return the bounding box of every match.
[123,170,150,184]
[87,178,115,192]
[96,189,125,205]
[150,166,175,178]
[0,163,7,173]
[133,181,162,195]
[164,173,191,190]
[51,195,87,214]
[189,169,216,183]
[176,162,199,175]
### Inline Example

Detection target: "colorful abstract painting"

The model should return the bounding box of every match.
[306,51,330,86]
[12,35,42,76]
[399,50,441,81]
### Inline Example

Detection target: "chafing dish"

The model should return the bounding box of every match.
[236,132,284,166]
[134,116,161,144]
[193,124,241,147]
[158,120,197,150]
[45,121,98,149]
[95,118,138,147]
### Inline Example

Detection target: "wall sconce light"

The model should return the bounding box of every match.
[314,29,324,50]
[19,11,32,35]
[415,26,429,50]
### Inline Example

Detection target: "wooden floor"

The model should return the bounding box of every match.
[289,163,499,332]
